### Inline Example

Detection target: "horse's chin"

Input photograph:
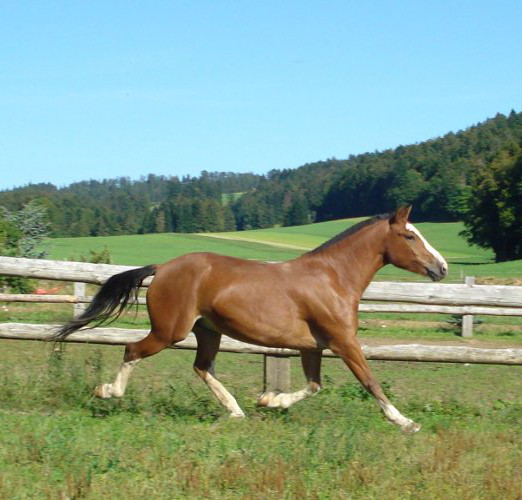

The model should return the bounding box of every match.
[426,267,444,282]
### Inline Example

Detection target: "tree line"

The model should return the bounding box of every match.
[232,110,522,230]
[0,110,521,261]
[0,172,261,237]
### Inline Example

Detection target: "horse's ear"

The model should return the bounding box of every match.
[390,205,412,225]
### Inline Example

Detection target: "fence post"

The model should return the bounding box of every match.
[461,276,475,337]
[73,282,86,318]
[263,355,291,393]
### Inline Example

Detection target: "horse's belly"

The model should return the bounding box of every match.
[223,326,321,350]
[203,311,321,350]
[199,277,326,350]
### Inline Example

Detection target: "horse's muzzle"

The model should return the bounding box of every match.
[426,262,448,281]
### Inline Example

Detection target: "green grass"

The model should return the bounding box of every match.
[3,217,522,498]
[0,340,521,498]
[3,218,522,496]
[47,232,300,266]
[221,192,244,205]
[45,218,522,282]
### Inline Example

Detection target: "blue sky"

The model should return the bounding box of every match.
[1,1,521,189]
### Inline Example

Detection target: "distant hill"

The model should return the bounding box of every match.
[1,110,521,236]
[232,110,522,228]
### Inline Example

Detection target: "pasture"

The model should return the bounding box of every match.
[47,218,522,283]
[1,218,521,498]
[1,340,521,498]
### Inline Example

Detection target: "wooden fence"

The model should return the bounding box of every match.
[1,257,521,392]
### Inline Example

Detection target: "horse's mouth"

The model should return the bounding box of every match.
[426,267,444,282]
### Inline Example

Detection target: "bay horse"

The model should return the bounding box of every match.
[52,206,447,433]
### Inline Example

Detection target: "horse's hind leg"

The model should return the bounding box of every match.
[258,350,322,409]
[94,264,200,399]
[94,305,195,399]
[94,330,173,398]
[192,323,245,418]
[94,327,177,398]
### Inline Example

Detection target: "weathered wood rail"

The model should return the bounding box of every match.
[1,256,521,391]
[2,293,522,316]
[1,323,521,366]
[2,256,522,307]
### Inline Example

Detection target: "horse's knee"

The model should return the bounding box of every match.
[365,379,385,398]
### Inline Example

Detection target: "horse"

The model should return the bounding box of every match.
[52,205,447,433]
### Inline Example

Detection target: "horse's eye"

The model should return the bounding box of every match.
[405,234,415,241]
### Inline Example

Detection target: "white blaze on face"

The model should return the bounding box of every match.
[406,223,448,271]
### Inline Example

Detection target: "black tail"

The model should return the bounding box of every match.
[50,265,157,342]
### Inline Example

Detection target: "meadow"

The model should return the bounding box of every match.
[1,218,522,498]
[46,218,522,283]
[0,340,521,499]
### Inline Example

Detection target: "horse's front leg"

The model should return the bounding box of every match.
[330,331,420,433]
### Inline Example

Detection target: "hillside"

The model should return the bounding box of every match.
[233,110,522,228]
[1,110,522,237]
[47,217,522,283]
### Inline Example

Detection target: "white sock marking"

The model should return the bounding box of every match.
[204,372,245,417]
[378,400,419,431]
[110,359,140,397]
[259,384,320,409]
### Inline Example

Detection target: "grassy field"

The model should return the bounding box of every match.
[2,218,522,497]
[47,232,301,267]
[46,218,522,283]
[0,340,521,498]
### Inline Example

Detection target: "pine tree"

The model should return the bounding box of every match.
[284,192,309,226]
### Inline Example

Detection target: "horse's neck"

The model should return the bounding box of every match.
[315,221,388,296]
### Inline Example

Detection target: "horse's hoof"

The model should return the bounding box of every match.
[257,391,278,407]
[401,421,421,434]
[94,384,112,399]
[229,412,245,419]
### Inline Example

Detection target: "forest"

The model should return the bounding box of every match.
[0,110,521,241]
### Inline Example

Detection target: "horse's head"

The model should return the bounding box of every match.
[385,206,448,281]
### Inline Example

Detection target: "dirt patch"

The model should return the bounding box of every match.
[361,318,522,333]
[360,337,522,349]
[476,277,522,286]
[197,233,311,251]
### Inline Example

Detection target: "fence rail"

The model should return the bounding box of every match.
[3,293,522,317]
[1,256,521,391]
[2,256,522,307]
[2,323,521,366]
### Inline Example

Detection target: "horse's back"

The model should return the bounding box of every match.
[149,252,284,307]
[156,252,277,280]
[149,252,319,348]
